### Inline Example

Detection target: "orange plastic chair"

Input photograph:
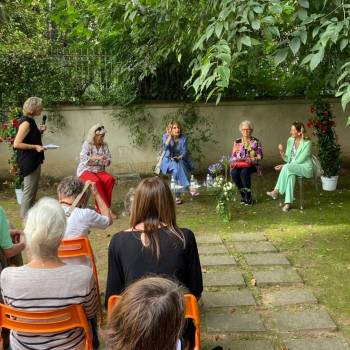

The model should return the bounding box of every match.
[0,303,92,350]
[108,293,201,349]
[58,237,103,322]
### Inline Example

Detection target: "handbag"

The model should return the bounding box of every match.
[231,160,251,168]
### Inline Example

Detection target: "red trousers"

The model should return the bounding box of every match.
[80,171,115,211]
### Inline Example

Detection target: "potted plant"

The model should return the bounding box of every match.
[307,100,341,191]
[0,107,23,203]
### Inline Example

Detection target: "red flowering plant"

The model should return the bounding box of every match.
[307,100,341,178]
[0,108,23,188]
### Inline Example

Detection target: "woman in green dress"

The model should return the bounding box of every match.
[267,122,313,212]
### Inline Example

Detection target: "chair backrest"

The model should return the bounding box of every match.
[0,303,92,350]
[107,293,201,350]
[312,154,323,179]
[58,237,103,322]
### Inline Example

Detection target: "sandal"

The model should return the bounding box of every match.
[175,198,183,205]
[282,203,291,212]
[266,190,278,200]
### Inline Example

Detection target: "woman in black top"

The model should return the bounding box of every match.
[105,177,203,306]
[14,97,46,218]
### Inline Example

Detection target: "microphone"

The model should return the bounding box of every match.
[42,115,47,125]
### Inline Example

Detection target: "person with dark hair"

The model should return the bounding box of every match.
[105,177,203,304]
[104,277,185,350]
[159,121,195,204]
[267,121,313,212]
[14,97,46,218]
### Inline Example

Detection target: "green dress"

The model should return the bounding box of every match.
[275,137,313,204]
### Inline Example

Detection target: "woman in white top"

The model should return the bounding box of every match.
[0,198,99,350]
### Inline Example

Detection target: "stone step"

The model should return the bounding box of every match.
[196,235,222,244]
[198,244,228,255]
[227,232,267,242]
[262,288,317,306]
[270,310,337,332]
[234,241,277,253]
[244,253,290,266]
[283,338,350,350]
[206,312,266,333]
[202,290,256,308]
[203,271,246,287]
[203,339,273,350]
[253,269,303,286]
[200,255,237,267]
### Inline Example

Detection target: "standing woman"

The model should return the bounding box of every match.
[267,121,313,212]
[230,120,263,205]
[160,121,195,204]
[77,124,116,217]
[14,97,45,218]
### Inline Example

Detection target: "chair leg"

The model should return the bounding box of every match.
[298,177,304,210]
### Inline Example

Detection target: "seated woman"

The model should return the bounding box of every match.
[159,121,195,204]
[0,198,99,350]
[105,176,203,304]
[58,176,112,238]
[267,121,313,212]
[230,120,263,205]
[104,277,184,350]
[77,123,117,218]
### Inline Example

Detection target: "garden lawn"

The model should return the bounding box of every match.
[1,170,350,341]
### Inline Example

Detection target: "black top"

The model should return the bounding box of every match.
[16,116,44,177]
[105,227,203,307]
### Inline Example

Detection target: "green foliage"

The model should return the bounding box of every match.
[307,100,341,177]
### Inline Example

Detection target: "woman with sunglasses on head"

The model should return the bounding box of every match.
[230,120,263,205]
[267,121,312,212]
[77,124,117,218]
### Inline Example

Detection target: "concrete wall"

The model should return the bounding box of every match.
[1,99,349,178]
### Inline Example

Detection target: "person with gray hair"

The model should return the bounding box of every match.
[230,120,263,205]
[77,124,117,218]
[0,197,99,350]
[14,97,47,218]
[57,176,112,241]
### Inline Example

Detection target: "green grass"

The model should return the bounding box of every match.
[1,171,350,341]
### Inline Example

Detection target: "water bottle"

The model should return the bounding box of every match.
[170,176,175,190]
[206,173,212,187]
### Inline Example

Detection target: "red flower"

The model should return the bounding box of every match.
[315,120,321,128]
[12,118,19,128]
[322,111,329,116]
[322,126,328,134]
[2,123,8,130]
[310,106,315,113]
[322,120,328,125]
[306,120,313,128]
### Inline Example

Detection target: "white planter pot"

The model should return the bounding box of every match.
[321,176,338,191]
[15,188,23,205]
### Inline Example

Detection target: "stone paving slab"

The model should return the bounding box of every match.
[227,233,267,242]
[204,339,274,350]
[284,338,350,350]
[196,235,222,244]
[203,271,246,287]
[206,312,265,332]
[202,290,256,307]
[198,244,228,255]
[271,310,337,332]
[234,241,277,253]
[244,253,290,266]
[253,269,303,286]
[262,288,317,306]
[200,255,237,267]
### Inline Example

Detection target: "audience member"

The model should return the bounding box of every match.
[104,277,185,350]
[0,198,98,350]
[105,177,203,305]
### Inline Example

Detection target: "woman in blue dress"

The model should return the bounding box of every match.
[160,121,194,204]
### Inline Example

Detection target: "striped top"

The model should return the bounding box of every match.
[0,264,98,350]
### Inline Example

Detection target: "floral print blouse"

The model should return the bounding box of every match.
[77,141,112,177]
[230,137,263,164]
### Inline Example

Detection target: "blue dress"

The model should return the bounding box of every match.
[160,133,194,188]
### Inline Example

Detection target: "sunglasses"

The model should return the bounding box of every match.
[95,126,106,135]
